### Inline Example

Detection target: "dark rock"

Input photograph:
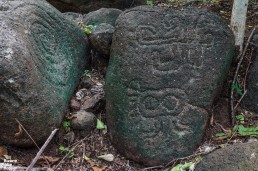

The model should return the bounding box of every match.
[63,12,81,21]
[195,142,258,171]
[83,8,122,26]
[70,98,81,111]
[105,6,234,166]
[81,93,105,113]
[0,0,88,146]
[47,0,145,13]
[242,31,258,114]
[80,76,95,89]
[89,23,115,56]
[71,110,96,136]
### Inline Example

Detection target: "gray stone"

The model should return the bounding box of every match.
[63,12,81,21]
[195,142,258,171]
[83,8,122,26]
[242,31,258,114]
[71,111,96,135]
[81,93,105,113]
[89,23,115,56]
[0,0,88,147]
[47,0,145,13]
[105,6,234,166]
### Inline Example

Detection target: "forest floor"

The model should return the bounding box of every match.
[1,0,258,171]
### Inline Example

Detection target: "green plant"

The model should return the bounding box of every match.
[232,82,243,96]
[96,119,106,129]
[59,146,75,158]
[170,162,194,171]
[236,114,245,121]
[83,25,95,35]
[146,0,153,6]
[233,124,258,137]
[63,121,71,127]
[82,69,91,77]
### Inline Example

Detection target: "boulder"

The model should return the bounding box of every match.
[47,0,145,13]
[83,8,122,26]
[195,141,258,171]
[105,6,234,166]
[63,12,81,21]
[89,23,115,56]
[242,31,258,114]
[0,0,88,146]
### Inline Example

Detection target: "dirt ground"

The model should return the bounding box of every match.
[1,0,258,171]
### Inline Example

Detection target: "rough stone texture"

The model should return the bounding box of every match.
[0,0,88,146]
[195,141,258,171]
[47,0,145,13]
[105,6,234,166]
[83,8,122,26]
[63,12,81,21]
[89,23,115,56]
[71,110,96,132]
[242,31,258,114]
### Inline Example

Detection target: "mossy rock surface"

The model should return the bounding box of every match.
[0,0,88,146]
[105,6,234,166]
[195,141,258,171]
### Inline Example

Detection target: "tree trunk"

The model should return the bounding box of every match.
[230,0,249,52]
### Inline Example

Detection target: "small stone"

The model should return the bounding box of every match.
[70,98,81,111]
[71,111,96,135]
[80,76,95,89]
[81,94,105,112]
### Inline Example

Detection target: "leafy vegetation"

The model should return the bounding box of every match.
[83,25,95,35]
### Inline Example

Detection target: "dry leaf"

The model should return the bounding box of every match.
[38,156,60,165]
[97,154,114,162]
[0,146,8,156]
[92,166,107,171]
[4,154,11,160]
[14,124,23,138]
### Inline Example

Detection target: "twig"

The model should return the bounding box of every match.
[15,119,50,167]
[140,165,164,171]
[53,135,90,170]
[233,90,247,110]
[243,47,254,91]
[230,26,257,125]
[26,128,58,171]
[15,119,40,149]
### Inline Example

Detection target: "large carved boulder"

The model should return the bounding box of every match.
[242,31,258,114]
[105,6,234,166]
[0,0,88,146]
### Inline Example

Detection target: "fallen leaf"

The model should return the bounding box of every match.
[38,156,60,165]
[4,154,11,160]
[14,124,23,138]
[97,154,114,162]
[92,166,107,171]
[0,146,8,156]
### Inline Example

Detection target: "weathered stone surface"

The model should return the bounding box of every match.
[63,12,81,21]
[242,31,258,114]
[83,8,122,26]
[71,110,96,132]
[47,0,145,13]
[89,23,115,56]
[0,0,88,146]
[195,141,258,171]
[105,6,234,165]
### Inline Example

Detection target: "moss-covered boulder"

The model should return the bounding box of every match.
[0,0,88,146]
[105,6,234,166]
